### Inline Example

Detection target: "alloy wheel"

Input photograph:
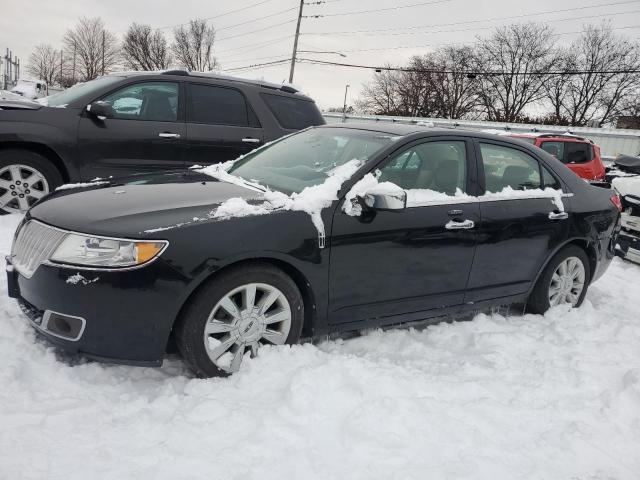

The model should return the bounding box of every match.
[548,256,586,307]
[0,164,49,212]
[203,282,292,374]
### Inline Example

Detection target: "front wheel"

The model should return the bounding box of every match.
[175,264,304,378]
[527,245,591,314]
[0,149,63,213]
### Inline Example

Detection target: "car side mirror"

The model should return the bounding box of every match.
[87,101,115,120]
[358,190,407,211]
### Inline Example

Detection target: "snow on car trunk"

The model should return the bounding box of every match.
[0,213,639,480]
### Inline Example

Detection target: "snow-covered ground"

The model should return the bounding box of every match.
[1,212,639,480]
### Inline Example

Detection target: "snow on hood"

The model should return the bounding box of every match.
[612,176,640,198]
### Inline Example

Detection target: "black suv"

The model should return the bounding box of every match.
[0,70,325,213]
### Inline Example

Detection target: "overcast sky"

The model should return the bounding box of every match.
[1,0,639,109]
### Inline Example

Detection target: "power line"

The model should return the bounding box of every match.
[216,6,298,32]
[217,34,292,56]
[297,57,640,75]
[155,0,280,31]
[303,0,640,35]
[306,0,453,18]
[303,8,640,38]
[225,58,291,72]
[216,19,296,42]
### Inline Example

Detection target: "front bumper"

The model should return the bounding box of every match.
[7,256,189,366]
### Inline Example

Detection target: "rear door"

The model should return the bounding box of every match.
[185,83,264,166]
[77,80,186,179]
[465,140,569,303]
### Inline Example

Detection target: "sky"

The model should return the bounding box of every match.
[1,0,639,109]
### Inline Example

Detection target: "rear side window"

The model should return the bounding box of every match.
[541,165,562,189]
[188,84,259,127]
[565,142,592,164]
[261,93,324,129]
[480,143,541,193]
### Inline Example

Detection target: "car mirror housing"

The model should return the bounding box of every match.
[359,190,407,211]
[87,101,115,120]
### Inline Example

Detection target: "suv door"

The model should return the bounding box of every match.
[465,140,569,303]
[185,83,264,166]
[328,138,480,326]
[77,81,186,179]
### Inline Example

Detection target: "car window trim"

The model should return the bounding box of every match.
[91,79,184,123]
[185,82,262,128]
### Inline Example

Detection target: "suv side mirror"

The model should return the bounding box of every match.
[358,190,407,211]
[87,101,115,120]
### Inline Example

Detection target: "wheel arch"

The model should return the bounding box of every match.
[0,141,71,183]
[529,237,598,295]
[170,257,318,346]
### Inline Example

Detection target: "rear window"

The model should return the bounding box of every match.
[261,93,324,130]
[565,142,593,164]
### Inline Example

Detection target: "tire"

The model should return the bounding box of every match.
[527,245,591,314]
[0,149,63,214]
[175,264,304,378]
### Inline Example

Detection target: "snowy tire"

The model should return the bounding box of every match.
[0,149,62,214]
[174,264,304,378]
[527,245,591,314]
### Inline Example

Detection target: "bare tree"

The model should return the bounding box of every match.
[63,17,119,81]
[26,44,59,85]
[430,46,481,119]
[357,65,406,115]
[122,23,171,71]
[548,23,640,126]
[476,23,558,122]
[173,19,217,71]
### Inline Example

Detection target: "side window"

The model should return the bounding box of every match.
[565,142,592,164]
[480,143,541,193]
[261,93,324,129]
[188,84,258,127]
[102,82,178,121]
[540,141,564,160]
[378,141,467,195]
[542,165,562,190]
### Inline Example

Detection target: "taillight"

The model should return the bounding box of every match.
[611,194,623,212]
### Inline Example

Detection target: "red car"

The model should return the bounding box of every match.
[506,133,606,181]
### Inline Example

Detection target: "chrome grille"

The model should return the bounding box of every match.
[11,220,66,278]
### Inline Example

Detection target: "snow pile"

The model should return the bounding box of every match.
[1,214,640,479]
[66,273,99,285]
[56,180,109,191]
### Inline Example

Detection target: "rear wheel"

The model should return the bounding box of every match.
[175,264,304,378]
[527,245,591,314]
[0,149,63,213]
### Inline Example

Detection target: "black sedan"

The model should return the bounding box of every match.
[6,124,621,377]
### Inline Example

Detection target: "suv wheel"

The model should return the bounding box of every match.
[527,245,591,314]
[0,149,63,213]
[175,264,304,378]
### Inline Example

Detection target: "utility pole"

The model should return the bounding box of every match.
[342,84,350,122]
[288,0,304,84]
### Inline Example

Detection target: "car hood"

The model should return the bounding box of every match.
[29,171,266,237]
[0,99,43,110]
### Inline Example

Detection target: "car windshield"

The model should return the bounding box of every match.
[227,127,399,194]
[44,76,124,107]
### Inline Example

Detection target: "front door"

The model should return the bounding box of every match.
[185,83,264,166]
[77,81,186,180]
[465,140,570,303]
[328,138,479,327]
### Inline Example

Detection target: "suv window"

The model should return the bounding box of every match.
[187,84,258,127]
[378,141,467,195]
[565,142,592,164]
[103,82,178,121]
[261,93,324,130]
[540,141,564,160]
[480,143,541,192]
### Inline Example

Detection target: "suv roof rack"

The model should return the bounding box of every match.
[160,69,300,94]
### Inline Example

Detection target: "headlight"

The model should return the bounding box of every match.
[49,233,167,268]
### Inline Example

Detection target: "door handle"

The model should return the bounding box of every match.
[445,219,475,230]
[548,211,568,220]
[241,137,261,143]
[158,132,181,139]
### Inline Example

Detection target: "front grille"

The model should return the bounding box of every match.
[11,220,66,278]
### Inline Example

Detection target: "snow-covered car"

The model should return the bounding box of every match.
[7,125,621,377]
[10,79,49,100]
[607,155,640,264]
